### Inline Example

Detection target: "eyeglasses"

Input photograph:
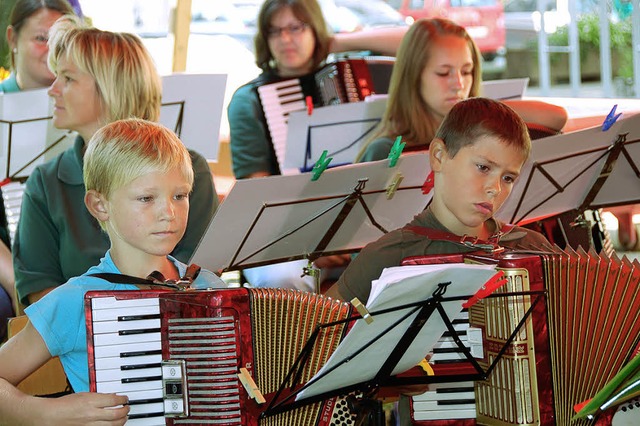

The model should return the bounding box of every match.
[267,23,308,39]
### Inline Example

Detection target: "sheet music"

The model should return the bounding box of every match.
[160,73,226,160]
[496,112,640,224]
[190,152,433,272]
[0,88,74,179]
[284,99,387,171]
[481,78,529,100]
[297,263,497,400]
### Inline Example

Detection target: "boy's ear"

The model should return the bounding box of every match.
[429,138,446,172]
[84,190,109,223]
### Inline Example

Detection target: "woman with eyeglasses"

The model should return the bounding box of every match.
[226,0,404,291]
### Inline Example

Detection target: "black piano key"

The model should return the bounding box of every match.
[121,349,162,358]
[118,314,161,321]
[127,398,164,406]
[438,399,475,405]
[128,411,165,420]
[433,347,465,354]
[118,327,161,336]
[121,363,162,371]
[122,375,162,384]
[436,387,474,394]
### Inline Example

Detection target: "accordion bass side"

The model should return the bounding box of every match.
[404,247,640,426]
[85,287,356,426]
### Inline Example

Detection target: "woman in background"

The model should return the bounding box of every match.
[13,16,219,306]
[2,0,75,93]
[356,18,568,162]
[0,0,75,340]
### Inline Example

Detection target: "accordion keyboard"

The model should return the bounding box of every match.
[411,310,482,422]
[257,79,306,168]
[90,295,189,425]
[2,180,26,244]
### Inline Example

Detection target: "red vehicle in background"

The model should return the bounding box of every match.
[386,0,507,78]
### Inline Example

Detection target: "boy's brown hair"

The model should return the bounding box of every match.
[435,97,531,160]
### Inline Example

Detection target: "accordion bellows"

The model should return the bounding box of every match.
[472,246,640,425]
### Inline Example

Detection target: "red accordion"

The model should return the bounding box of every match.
[403,247,640,426]
[85,287,356,426]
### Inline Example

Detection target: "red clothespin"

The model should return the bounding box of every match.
[462,270,507,309]
[306,96,313,115]
[421,171,434,194]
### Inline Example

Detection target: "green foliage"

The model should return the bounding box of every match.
[0,0,19,72]
[548,12,633,79]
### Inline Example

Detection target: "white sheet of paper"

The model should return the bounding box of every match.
[284,99,388,170]
[496,112,640,224]
[160,73,226,160]
[296,263,497,400]
[481,78,529,100]
[190,152,433,272]
[0,89,74,179]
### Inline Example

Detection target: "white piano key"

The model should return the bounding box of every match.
[411,390,475,402]
[93,341,161,359]
[430,352,470,362]
[91,305,160,322]
[91,296,159,310]
[93,318,161,334]
[95,354,162,371]
[413,401,476,411]
[118,388,164,402]
[95,367,162,383]
[128,401,165,416]
[123,417,165,426]
[412,408,477,421]
[93,331,161,347]
[97,378,163,394]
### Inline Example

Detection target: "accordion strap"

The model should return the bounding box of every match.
[404,224,515,252]
[89,264,202,290]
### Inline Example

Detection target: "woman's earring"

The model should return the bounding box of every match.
[12,48,17,53]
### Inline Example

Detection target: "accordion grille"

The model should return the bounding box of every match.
[167,313,243,424]
[250,288,353,426]
[472,264,543,425]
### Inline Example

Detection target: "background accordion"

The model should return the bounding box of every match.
[256,56,395,171]
[85,287,359,426]
[404,247,640,426]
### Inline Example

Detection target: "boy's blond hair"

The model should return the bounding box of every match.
[84,118,194,229]
[48,15,161,124]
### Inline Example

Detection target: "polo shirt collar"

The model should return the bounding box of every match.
[58,135,85,185]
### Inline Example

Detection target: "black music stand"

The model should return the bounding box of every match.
[258,263,546,423]
[0,88,74,181]
[190,152,433,277]
[283,99,387,171]
[496,112,640,225]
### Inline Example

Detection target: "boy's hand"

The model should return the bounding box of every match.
[42,392,130,425]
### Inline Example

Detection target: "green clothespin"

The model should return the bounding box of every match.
[311,150,332,181]
[387,135,405,167]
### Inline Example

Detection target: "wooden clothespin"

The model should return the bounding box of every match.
[385,173,404,200]
[238,368,266,404]
[387,136,405,168]
[351,297,373,324]
[311,150,332,181]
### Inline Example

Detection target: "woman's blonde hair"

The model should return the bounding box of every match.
[48,16,161,124]
[356,18,482,161]
[84,118,193,218]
